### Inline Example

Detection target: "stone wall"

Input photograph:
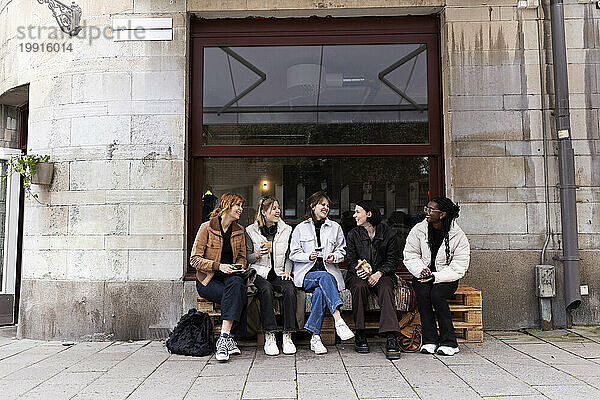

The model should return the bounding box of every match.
[441,0,600,328]
[0,0,188,339]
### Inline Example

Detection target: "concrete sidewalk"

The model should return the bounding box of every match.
[2,327,600,399]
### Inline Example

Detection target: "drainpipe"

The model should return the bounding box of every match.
[549,0,582,313]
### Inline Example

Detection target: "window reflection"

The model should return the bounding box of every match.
[202,156,429,252]
[202,44,429,145]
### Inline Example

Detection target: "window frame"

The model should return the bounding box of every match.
[188,16,443,278]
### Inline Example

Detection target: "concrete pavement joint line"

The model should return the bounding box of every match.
[1,342,74,380]
[124,341,170,399]
[483,332,593,395]
[239,347,255,400]
[388,347,423,398]
[17,341,113,398]
[294,345,299,400]
[75,340,153,399]
[179,354,210,399]
[467,334,554,398]
[336,343,361,399]
[432,350,487,397]
[72,341,145,399]
[0,340,41,361]
[569,328,600,344]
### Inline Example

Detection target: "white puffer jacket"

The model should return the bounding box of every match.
[403,219,470,284]
[246,220,293,279]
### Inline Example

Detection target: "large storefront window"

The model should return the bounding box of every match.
[202,44,428,145]
[190,17,442,276]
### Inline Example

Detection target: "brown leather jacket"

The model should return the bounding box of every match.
[190,216,247,285]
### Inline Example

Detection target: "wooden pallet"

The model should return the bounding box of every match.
[447,285,483,343]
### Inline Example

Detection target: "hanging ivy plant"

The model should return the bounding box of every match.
[1,154,50,200]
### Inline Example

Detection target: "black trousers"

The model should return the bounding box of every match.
[413,278,459,347]
[347,275,400,334]
[254,274,297,333]
[196,271,247,338]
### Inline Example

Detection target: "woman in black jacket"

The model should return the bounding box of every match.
[346,200,401,359]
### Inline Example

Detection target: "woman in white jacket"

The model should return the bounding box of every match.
[246,195,297,356]
[403,197,470,356]
[290,191,354,354]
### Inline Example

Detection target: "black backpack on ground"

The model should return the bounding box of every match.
[166,308,213,356]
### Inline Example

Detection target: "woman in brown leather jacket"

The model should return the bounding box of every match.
[190,193,247,362]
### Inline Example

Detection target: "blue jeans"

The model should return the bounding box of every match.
[303,271,343,334]
[196,271,247,337]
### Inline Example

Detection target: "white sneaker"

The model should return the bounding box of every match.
[227,338,241,355]
[215,335,230,362]
[334,319,355,341]
[310,335,328,354]
[282,332,297,355]
[420,343,438,354]
[437,346,460,356]
[264,332,280,356]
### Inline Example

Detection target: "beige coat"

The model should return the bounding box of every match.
[403,219,470,283]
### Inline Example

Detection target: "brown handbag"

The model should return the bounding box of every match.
[398,310,422,352]
[396,276,416,312]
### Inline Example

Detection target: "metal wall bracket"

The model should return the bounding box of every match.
[37,0,82,37]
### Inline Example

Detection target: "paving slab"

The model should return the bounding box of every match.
[71,377,145,400]
[0,340,41,360]
[127,360,204,400]
[19,371,103,399]
[486,331,546,344]
[553,342,600,358]
[569,326,600,342]
[448,364,540,397]
[297,373,357,400]
[510,343,593,365]
[497,362,584,386]
[242,380,297,399]
[534,384,600,400]
[247,366,297,381]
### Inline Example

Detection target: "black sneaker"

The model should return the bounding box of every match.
[354,331,369,354]
[385,333,401,360]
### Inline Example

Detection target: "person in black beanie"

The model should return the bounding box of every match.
[403,197,470,356]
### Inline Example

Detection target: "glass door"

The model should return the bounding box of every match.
[0,148,21,325]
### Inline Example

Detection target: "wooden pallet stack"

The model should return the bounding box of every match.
[448,285,483,343]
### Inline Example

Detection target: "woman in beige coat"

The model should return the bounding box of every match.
[403,197,470,356]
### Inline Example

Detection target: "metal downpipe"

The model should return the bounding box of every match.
[549,0,581,311]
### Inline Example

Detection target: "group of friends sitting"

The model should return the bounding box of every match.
[190,191,470,362]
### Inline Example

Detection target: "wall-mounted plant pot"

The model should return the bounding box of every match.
[31,162,54,185]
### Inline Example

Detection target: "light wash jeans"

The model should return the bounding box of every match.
[302,271,343,334]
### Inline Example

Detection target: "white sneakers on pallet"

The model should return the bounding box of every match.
[310,335,328,354]
[282,332,297,355]
[264,332,279,356]
[334,319,355,341]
